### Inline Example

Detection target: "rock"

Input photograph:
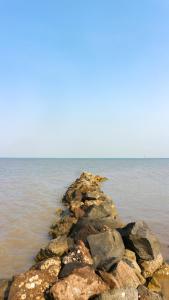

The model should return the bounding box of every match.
[122,250,145,284]
[35,235,70,261]
[50,266,108,300]
[100,260,145,289]
[148,263,169,299]
[87,230,125,270]
[59,262,88,278]
[8,269,58,300]
[119,221,161,261]
[70,218,99,244]
[49,215,77,238]
[96,288,138,299]
[31,257,61,278]
[138,285,162,300]
[0,279,11,300]
[140,253,163,278]
[84,201,117,219]
[62,240,93,265]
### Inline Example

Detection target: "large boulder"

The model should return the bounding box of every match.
[84,201,117,219]
[87,230,125,270]
[96,288,138,300]
[100,260,145,289]
[50,266,108,300]
[119,221,161,261]
[8,269,58,300]
[140,253,163,278]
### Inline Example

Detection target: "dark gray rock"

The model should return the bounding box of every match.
[87,230,125,270]
[96,288,138,300]
[119,221,161,260]
[84,201,117,219]
[138,285,163,300]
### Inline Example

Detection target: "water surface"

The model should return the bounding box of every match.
[0,158,169,278]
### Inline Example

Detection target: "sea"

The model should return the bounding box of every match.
[0,158,169,278]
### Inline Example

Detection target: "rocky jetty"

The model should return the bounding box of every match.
[1,172,169,299]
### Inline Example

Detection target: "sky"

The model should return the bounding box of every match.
[0,0,169,158]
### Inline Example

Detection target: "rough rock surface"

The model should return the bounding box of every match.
[0,279,11,300]
[100,260,145,288]
[140,253,163,278]
[138,285,163,300]
[119,221,161,261]
[62,240,93,265]
[50,266,108,300]
[96,288,138,300]
[148,263,169,299]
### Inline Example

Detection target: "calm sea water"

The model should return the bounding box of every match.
[0,158,169,278]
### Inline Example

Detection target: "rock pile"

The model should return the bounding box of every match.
[1,172,169,299]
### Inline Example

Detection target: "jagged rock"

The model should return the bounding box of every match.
[100,260,145,289]
[122,250,145,284]
[84,201,117,219]
[140,253,163,278]
[148,263,169,299]
[31,257,61,277]
[8,269,58,300]
[62,240,93,265]
[50,266,108,300]
[119,221,161,260]
[96,288,138,299]
[87,230,125,270]
[35,235,71,261]
[138,285,163,300]
[62,172,107,205]
[59,262,88,278]
[0,279,11,300]
[49,215,77,238]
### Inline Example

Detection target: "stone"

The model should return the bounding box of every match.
[97,288,138,300]
[122,250,145,285]
[138,285,162,300]
[87,230,125,270]
[8,269,58,300]
[0,279,11,300]
[148,263,169,299]
[100,260,145,289]
[140,253,163,278]
[84,201,118,219]
[62,240,93,265]
[50,266,108,300]
[119,221,161,260]
[35,235,70,261]
[49,215,77,238]
[31,257,61,278]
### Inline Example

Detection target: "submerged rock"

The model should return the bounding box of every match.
[50,266,108,300]
[96,288,138,300]
[87,230,125,270]
[119,221,161,261]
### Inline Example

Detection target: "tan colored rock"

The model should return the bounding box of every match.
[62,240,93,265]
[32,257,61,278]
[36,235,70,261]
[138,285,162,300]
[8,269,58,300]
[50,266,108,300]
[148,263,169,299]
[140,253,163,278]
[49,215,77,238]
[100,260,145,289]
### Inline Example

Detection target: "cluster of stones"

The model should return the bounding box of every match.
[1,172,169,300]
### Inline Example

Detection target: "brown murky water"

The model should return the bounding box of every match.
[0,158,169,278]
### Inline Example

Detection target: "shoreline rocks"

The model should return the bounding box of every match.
[1,172,169,299]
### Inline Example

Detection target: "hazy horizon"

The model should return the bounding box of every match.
[0,1,169,158]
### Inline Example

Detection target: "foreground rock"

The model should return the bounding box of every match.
[50,266,108,300]
[0,279,11,300]
[148,263,169,299]
[138,285,163,300]
[96,288,138,300]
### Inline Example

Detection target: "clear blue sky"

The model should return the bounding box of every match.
[0,0,169,158]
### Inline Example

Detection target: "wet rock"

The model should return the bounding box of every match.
[138,285,163,300]
[8,269,57,300]
[0,279,11,300]
[140,253,163,278]
[148,263,169,299]
[62,240,93,265]
[87,230,125,270]
[96,288,138,299]
[100,260,145,289]
[31,257,61,278]
[49,215,77,238]
[50,266,108,300]
[35,235,71,261]
[119,221,161,261]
